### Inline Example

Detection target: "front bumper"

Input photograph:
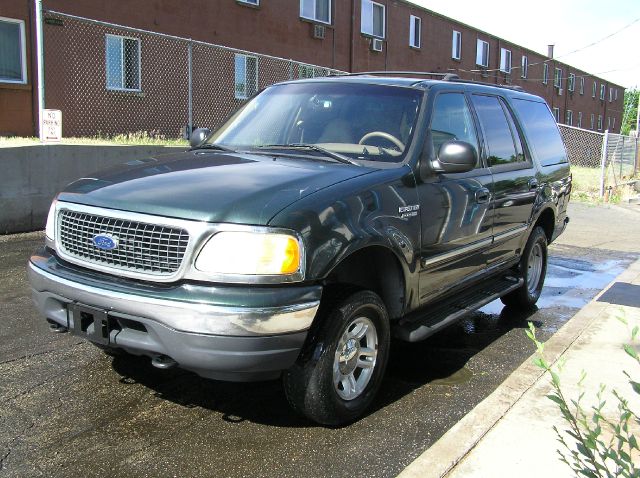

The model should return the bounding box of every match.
[28,249,321,381]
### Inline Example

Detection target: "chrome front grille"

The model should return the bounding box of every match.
[58,209,190,276]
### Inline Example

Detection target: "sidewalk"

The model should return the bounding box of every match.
[398,257,640,478]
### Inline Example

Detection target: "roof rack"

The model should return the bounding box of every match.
[331,71,461,80]
[330,70,525,92]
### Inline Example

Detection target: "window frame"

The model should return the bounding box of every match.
[361,0,386,39]
[568,73,575,92]
[0,16,28,84]
[600,84,606,100]
[609,87,613,103]
[566,110,573,126]
[409,15,421,49]
[542,63,549,85]
[105,34,142,92]
[579,77,584,95]
[452,30,462,60]
[597,114,603,131]
[234,53,258,100]
[552,107,560,122]
[499,48,512,74]
[521,55,528,79]
[300,0,332,25]
[577,111,583,128]
[476,39,489,68]
[553,68,562,88]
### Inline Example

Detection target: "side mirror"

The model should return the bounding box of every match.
[189,128,212,148]
[432,140,477,174]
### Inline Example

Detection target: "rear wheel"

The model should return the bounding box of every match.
[283,290,390,426]
[501,226,548,308]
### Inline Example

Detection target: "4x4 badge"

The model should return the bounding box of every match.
[399,205,419,218]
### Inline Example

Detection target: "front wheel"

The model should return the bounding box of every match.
[283,290,390,426]
[501,226,548,308]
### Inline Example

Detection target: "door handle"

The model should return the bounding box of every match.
[528,178,539,190]
[475,188,491,203]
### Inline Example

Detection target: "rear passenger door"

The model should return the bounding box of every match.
[470,94,537,267]
[418,92,495,304]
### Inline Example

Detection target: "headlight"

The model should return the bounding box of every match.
[45,200,57,240]
[195,231,302,277]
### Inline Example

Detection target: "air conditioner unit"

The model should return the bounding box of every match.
[371,38,383,52]
[558,88,564,96]
[312,24,325,40]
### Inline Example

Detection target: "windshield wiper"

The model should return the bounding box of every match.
[256,144,360,166]
[190,143,236,152]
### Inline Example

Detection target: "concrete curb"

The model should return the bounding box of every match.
[397,257,640,478]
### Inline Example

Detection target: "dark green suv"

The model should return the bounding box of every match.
[28,74,571,425]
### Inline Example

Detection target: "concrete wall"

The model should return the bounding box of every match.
[0,144,186,234]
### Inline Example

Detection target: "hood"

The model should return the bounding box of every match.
[57,150,372,224]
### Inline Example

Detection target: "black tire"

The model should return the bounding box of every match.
[501,226,548,308]
[282,290,390,426]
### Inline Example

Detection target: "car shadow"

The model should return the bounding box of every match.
[109,303,541,428]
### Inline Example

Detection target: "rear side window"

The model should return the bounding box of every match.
[471,95,525,167]
[511,99,568,167]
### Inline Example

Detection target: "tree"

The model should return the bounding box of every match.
[621,88,639,136]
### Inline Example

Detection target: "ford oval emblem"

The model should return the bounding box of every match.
[92,234,118,250]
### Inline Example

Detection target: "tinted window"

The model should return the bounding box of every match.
[512,99,568,167]
[430,93,480,166]
[471,95,524,166]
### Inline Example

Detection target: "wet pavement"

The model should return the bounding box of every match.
[1,202,639,478]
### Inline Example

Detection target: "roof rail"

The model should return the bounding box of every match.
[329,71,526,92]
[331,71,461,80]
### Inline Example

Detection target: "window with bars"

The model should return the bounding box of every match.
[0,17,26,84]
[234,54,258,100]
[105,34,141,91]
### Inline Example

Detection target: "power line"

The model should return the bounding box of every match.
[555,16,640,59]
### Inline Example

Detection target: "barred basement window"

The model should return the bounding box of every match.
[106,34,141,91]
[234,54,258,100]
[0,17,27,84]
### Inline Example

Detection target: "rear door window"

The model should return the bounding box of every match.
[511,99,568,167]
[471,94,526,167]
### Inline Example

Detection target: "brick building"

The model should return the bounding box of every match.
[0,0,625,137]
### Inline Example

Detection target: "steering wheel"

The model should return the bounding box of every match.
[358,131,405,151]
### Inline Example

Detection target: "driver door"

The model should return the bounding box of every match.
[417,92,495,305]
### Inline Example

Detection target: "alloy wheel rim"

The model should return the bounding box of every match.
[527,242,543,295]
[333,316,378,401]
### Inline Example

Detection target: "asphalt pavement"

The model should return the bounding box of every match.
[0,202,639,478]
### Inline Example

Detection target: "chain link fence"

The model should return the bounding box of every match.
[558,124,639,199]
[42,11,343,139]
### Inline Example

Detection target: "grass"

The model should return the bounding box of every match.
[0,131,188,147]
[571,165,638,204]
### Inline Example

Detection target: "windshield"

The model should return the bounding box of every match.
[208,82,423,163]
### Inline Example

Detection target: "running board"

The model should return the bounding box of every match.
[394,275,524,342]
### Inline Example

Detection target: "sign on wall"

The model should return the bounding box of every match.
[41,109,62,142]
